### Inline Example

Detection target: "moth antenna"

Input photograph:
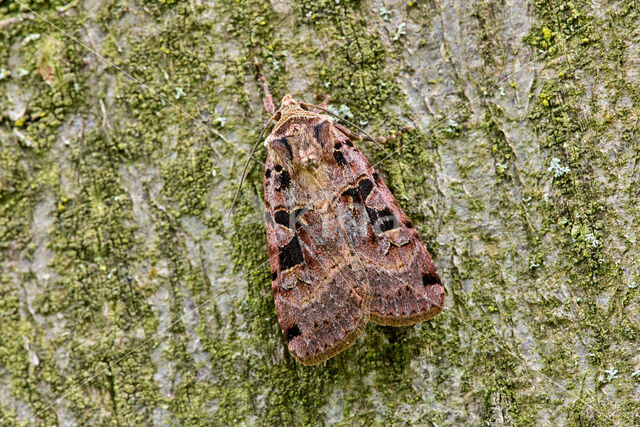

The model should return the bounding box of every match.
[254,60,275,115]
[299,102,389,154]
[227,112,278,220]
[228,60,283,220]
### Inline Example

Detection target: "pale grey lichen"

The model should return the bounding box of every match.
[392,22,407,41]
[548,157,571,177]
[379,7,391,21]
[174,86,186,99]
[328,104,354,120]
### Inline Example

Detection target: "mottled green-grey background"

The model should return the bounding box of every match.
[1,0,639,425]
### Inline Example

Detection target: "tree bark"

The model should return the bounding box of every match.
[1,0,638,424]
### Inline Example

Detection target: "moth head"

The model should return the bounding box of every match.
[279,94,301,112]
[267,119,326,170]
[266,95,330,171]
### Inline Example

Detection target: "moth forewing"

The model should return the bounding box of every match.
[260,92,444,364]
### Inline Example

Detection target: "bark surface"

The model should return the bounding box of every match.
[1,0,639,424]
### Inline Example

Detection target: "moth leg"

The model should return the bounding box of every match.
[312,94,331,112]
[335,122,413,144]
[334,122,366,142]
[376,124,413,144]
[334,121,387,145]
[253,61,275,115]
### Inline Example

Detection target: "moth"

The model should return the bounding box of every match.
[236,64,445,365]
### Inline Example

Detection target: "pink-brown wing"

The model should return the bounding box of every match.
[264,143,370,365]
[320,120,445,326]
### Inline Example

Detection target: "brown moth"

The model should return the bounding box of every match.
[247,65,445,365]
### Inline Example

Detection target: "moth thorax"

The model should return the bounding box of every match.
[294,124,323,167]
[298,143,320,167]
[271,123,323,170]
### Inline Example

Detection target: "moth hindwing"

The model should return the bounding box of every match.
[262,94,445,365]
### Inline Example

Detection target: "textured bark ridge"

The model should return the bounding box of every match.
[264,95,444,364]
[1,0,639,424]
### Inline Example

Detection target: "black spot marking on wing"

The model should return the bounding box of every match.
[333,141,348,166]
[274,210,290,228]
[366,206,397,233]
[265,168,271,178]
[279,236,304,270]
[285,325,301,342]
[358,179,374,200]
[372,173,381,183]
[277,170,291,191]
[271,271,278,280]
[380,219,395,232]
[365,207,379,229]
[280,171,291,189]
[345,140,354,147]
[341,187,362,203]
[422,271,441,287]
[341,178,374,203]
[333,151,347,166]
